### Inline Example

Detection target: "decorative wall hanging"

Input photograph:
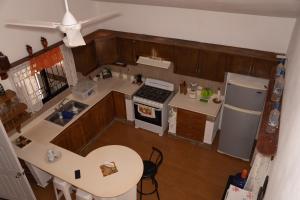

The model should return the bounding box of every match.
[0,52,11,80]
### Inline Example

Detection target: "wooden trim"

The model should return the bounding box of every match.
[94,29,280,61]
[10,41,63,68]
[10,28,280,70]
[256,79,280,156]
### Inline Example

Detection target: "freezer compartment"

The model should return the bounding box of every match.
[225,83,267,112]
[218,105,261,161]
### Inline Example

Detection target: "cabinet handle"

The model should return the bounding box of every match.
[248,65,252,74]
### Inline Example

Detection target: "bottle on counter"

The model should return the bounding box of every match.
[266,102,281,134]
[271,70,285,102]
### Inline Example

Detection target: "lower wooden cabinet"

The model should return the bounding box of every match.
[81,105,102,142]
[52,120,86,154]
[51,92,123,154]
[101,93,115,126]
[176,108,206,142]
[112,91,126,120]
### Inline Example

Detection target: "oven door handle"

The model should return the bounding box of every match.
[133,102,162,112]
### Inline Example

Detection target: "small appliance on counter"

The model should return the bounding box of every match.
[134,74,143,85]
[187,82,198,99]
[72,79,96,100]
[101,67,112,79]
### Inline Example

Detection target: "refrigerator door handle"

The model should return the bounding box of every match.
[224,104,262,116]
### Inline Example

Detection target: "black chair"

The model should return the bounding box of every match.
[137,147,163,200]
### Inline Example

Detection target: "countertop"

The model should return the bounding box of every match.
[10,77,143,198]
[169,92,223,120]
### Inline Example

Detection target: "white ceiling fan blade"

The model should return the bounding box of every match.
[6,20,60,29]
[63,29,86,47]
[79,12,120,26]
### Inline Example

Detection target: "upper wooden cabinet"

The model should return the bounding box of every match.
[116,37,136,65]
[135,41,173,61]
[72,41,97,76]
[77,30,278,81]
[251,58,277,79]
[173,46,227,82]
[226,55,277,79]
[226,55,253,75]
[173,46,200,77]
[95,37,118,65]
[198,50,228,82]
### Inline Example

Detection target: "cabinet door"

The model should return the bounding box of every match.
[72,41,97,76]
[251,59,277,79]
[51,132,70,150]
[51,120,86,153]
[198,50,228,82]
[67,120,86,153]
[112,91,126,120]
[226,55,253,75]
[176,108,206,142]
[117,37,136,65]
[81,106,101,142]
[95,37,118,65]
[100,93,115,127]
[135,41,173,60]
[173,46,199,77]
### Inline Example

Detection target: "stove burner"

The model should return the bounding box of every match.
[134,85,172,103]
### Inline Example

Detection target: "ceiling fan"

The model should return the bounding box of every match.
[6,0,120,47]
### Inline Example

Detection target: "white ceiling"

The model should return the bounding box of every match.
[95,0,300,18]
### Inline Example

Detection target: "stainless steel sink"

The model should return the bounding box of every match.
[45,100,89,126]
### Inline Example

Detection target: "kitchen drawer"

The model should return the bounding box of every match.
[225,83,267,111]
[176,108,206,142]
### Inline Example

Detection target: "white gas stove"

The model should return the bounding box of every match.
[133,78,174,136]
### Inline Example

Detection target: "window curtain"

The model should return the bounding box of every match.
[60,45,78,86]
[8,61,43,112]
[30,47,63,75]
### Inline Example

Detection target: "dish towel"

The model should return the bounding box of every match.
[138,104,156,118]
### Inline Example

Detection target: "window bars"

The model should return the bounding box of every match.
[9,60,68,112]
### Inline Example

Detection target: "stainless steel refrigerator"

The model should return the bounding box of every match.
[218,73,269,161]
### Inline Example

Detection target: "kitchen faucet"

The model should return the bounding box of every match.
[56,98,68,111]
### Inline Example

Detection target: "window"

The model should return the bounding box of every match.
[9,60,69,111]
[9,45,77,112]
[35,61,69,103]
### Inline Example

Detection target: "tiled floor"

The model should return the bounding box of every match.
[30,121,249,200]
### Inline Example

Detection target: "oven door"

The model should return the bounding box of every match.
[134,102,162,126]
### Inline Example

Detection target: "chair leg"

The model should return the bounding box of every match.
[156,190,160,200]
[140,179,143,200]
[154,178,160,200]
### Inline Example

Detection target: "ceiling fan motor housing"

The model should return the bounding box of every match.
[62,11,78,26]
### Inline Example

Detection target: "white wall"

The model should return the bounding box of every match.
[0,0,99,89]
[94,2,296,53]
[0,0,98,62]
[264,17,300,200]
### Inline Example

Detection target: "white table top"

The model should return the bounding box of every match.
[169,92,223,119]
[10,77,143,197]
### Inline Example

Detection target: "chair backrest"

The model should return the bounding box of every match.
[149,147,163,171]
